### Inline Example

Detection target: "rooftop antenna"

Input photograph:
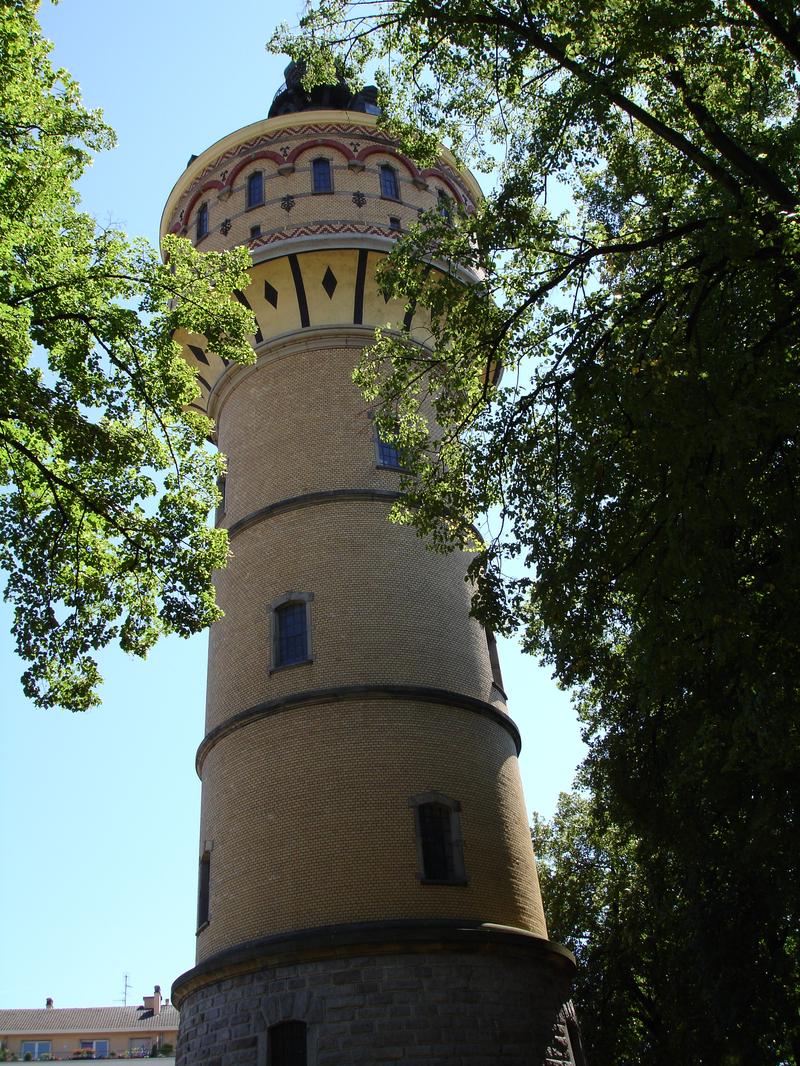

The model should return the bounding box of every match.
[118,973,132,1007]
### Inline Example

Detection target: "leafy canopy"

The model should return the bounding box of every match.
[274,2,800,1061]
[1,1,255,711]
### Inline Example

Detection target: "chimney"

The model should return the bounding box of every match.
[45,998,53,1009]
[143,985,162,1014]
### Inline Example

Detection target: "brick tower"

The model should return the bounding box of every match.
[164,67,578,1066]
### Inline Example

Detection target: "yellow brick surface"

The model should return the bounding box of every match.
[196,698,546,963]
[161,111,549,975]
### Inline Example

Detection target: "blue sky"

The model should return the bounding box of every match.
[0,0,585,1011]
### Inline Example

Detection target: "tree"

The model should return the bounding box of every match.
[532,792,662,1064]
[274,2,800,1061]
[1,1,255,710]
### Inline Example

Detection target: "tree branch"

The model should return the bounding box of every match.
[741,0,800,66]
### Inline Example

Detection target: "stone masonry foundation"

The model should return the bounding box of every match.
[174,935,578,1066]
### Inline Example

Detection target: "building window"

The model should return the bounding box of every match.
[409,792,467,885]
[376,433,403,469]
[197,851,211,930]
[437,189,453,221]
[485,627,506,696]
[268,1021,307,1066]
[373,415,405,469]
[128,1040,152,1058]
[312,157,333,194]
[215,475,226,523]
[388,216,401,232]
[196,202,209,241]
[80,1041,109,1059]
[21,1043,51,1061]
[379,164,399,201]
[270,592,313,670]
[246,170,264,209]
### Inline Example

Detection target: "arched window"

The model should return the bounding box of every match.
[246,170,264,209]
[409,792,467,884]
[379,163,399,201]
[196,202,209,241]
[312,157,333,194]
[268,1021,307,1066]
[437,189,453,221]
[270,592,313,670]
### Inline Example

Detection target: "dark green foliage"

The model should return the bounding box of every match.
[1,2,255,709]
[274,2,800,1061]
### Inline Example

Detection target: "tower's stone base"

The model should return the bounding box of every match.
[173,922,579,1066]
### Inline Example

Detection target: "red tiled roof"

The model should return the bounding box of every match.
[0,1006,180,1036]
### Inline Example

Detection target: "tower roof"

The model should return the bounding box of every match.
[268,60,380,119]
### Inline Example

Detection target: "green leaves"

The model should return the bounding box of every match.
[0,1,255,710]
[276,0,800,1059]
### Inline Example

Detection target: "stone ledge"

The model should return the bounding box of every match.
[195,683,522,774]
[172,918,575,1008]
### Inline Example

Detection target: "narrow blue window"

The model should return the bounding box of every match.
[377,436,402,468]
[196,202,208,240]
[312,157,333,193]
[275,602,308,666]
[246,171,264,208]
[380,164,399,200]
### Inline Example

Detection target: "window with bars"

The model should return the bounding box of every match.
[270,592,313,670]
[312,157,333,193]
[246,170,264,209]
[409,792,467,884]
[268,1021,307,1066]
[379,164,399,200]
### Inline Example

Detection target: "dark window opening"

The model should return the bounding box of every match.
[389,216,401,232]
[274,602,309,667]
[250,224,262,239]
[312,157,333,194]
[196,202,209,241]
[215,475,226,523]
[247,171,264,209]
[197,852,210,930]
[380,164,399,201]
[486,627,506,696]
[268,1021,307,1066]
[419,802,457,881]
[410,793,467,885]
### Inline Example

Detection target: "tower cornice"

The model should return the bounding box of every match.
[160,110,482,245]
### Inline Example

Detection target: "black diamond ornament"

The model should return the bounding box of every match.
[322,267,338,299]
[264,281,278,309]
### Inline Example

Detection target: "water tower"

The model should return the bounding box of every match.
[164,67,578,1066]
